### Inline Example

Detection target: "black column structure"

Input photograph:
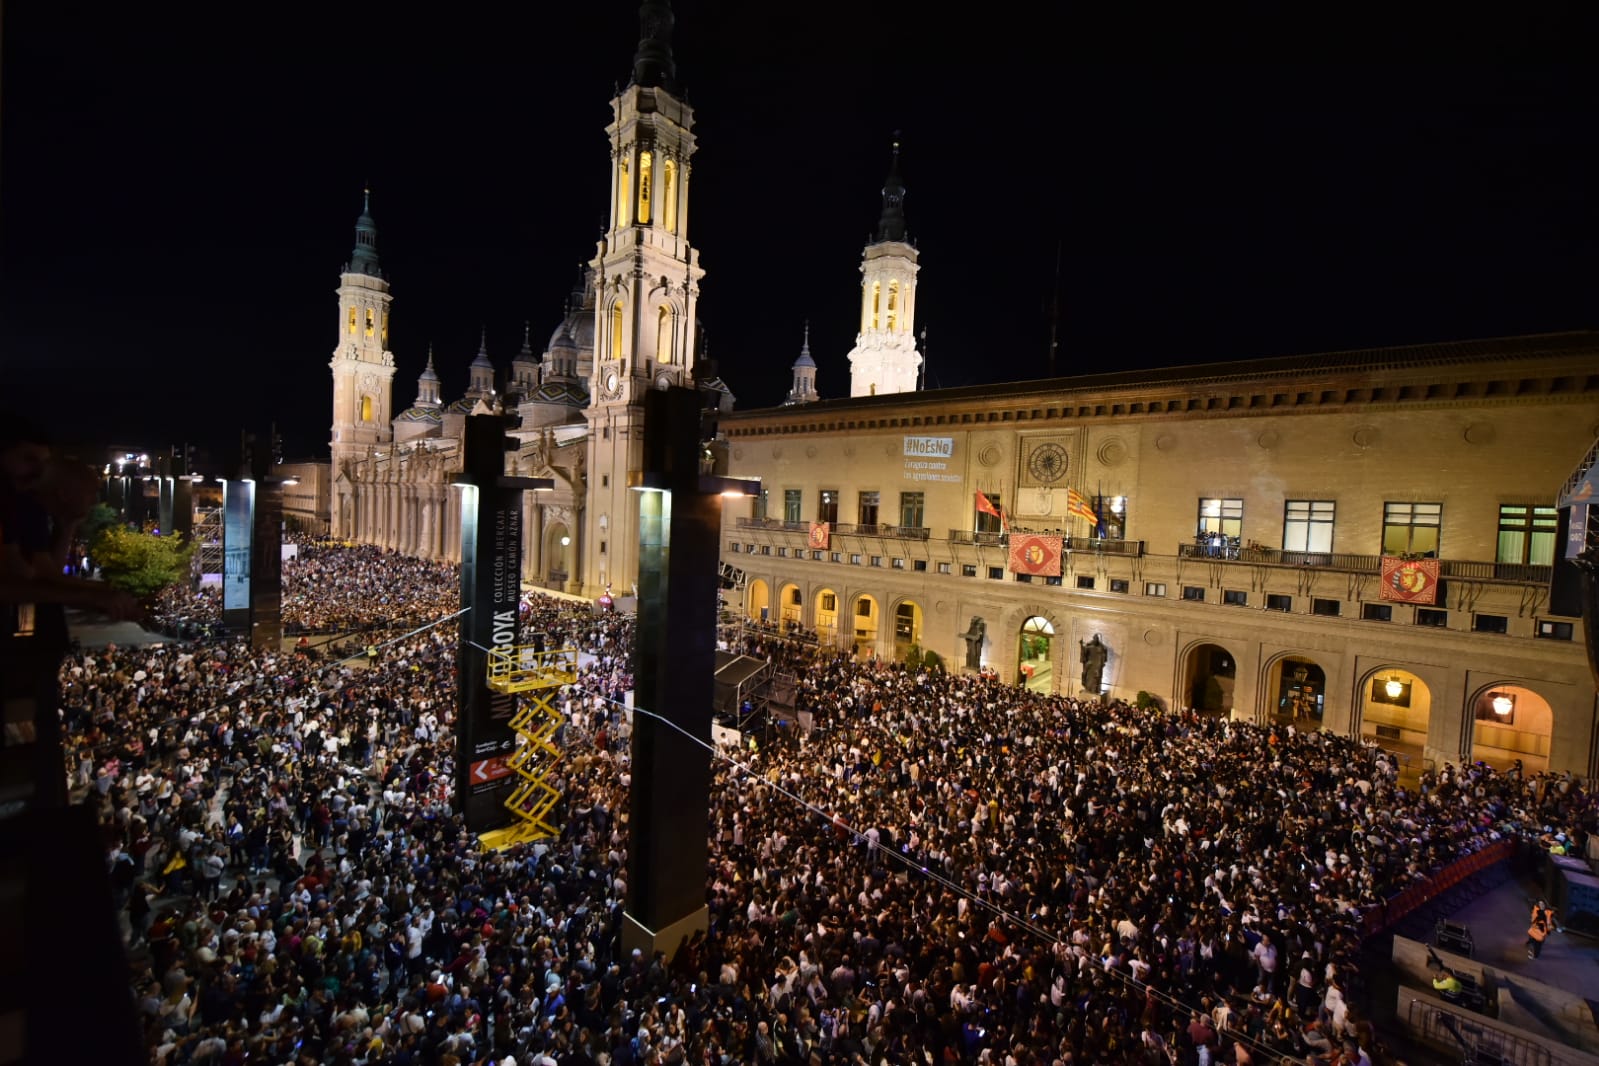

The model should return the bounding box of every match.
[624,386,757,959]
[220,439,288,648]
[456,414,553,833]
[156,455,175,534]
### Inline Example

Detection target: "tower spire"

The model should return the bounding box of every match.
[631,0,678,91]
[876,136,907,243]
[350,185,381,276]
[786,320,819,405]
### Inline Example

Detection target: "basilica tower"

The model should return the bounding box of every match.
[583,0,703,596]
[847,143,922,397]
[329,189,396,536]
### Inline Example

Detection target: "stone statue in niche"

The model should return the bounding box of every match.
[960,617,986,671]
[1080,633,1108,694]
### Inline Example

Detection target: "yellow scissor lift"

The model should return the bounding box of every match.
[477,645,578,852]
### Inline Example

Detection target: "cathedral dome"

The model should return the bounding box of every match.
[395,406,443,424]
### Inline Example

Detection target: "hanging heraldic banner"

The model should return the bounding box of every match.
[1380,556,1440,605]
[808,521,831,550]
[1008,534,1064,577]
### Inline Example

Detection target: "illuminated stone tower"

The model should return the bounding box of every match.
[329,189,396,537]
[785,322,819,405]
[847,143,922,397]
[583,0,703,596]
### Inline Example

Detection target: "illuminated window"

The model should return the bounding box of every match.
[381,311,389,346]
[887,280,899,331]
[1382,501,1441,556]
[365,308,375,337]
[1283,499,1335,553]
[638,151,653,224]
[348,307,357,334]
[656,306,672,363]
[617,159,631,227]
[662,159,678,232]
[1496,504,1558,566]
[818,490,839,525]
[870,282,881,330]
[611,302,625,360]
[360,395,373,422]
[1197,497,1243,538]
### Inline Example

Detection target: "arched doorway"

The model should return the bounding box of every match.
[544,522,571,589]
[747,580,770,624]
[1469,684,1553,774]
[1184,643,1237,716]
[778,583,803,629]
[1359,668,1431,768]
[814,588,839,646]
[893,600,923,661]
[1018,616,1055,694]
[851,595,879,659]
[1266,656,1326,729]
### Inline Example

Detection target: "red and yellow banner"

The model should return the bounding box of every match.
[1380,556,1440,604]
[807,521,831,550]
[1008,534,1064,577]
[1065,488,1098,524]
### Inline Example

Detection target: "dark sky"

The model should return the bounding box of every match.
[3,3,1595,461]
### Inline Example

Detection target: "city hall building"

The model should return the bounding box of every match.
[719,331,1599,778]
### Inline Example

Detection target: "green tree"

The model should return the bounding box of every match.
[80,503,120,550]
[91,526,192,598]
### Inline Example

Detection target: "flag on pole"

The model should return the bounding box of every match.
[975,491,1001,519]
[1065,488,1097,524]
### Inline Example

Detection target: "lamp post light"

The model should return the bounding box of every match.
[623,386,758,960]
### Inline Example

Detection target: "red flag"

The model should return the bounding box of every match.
[807,521,831,550]
[975,492,1002,519]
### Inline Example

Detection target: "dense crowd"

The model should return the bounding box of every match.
[56,547,1598,1066]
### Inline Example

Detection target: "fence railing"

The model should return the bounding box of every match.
[1177,543,1552,584]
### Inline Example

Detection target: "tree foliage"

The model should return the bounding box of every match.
[91,526,192,598]
[80,503,120,553]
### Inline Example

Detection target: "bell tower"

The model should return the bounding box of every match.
[584,0,704,596]
[329,188,396,536]
[847,142,922,397]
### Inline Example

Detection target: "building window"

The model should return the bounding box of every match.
[730,542,741,553]
[892,557,905,569]
[746,544,756,554]
[975,493,1003,535]
[1473,614,1508,634]
[848,553,863,565]
[1311,598,1340,617]
[1266,593,1292,612]
[821,593,836,612]
[777,547,788,558]
[784,490,802,524]
[611,302,626,360]
[601,474,610,488]
[988,566,1004,580]
[637,150,653,224]
[1537,619,1573,640]
[935,561,950,574]
[759,545,771,556]
[348,306,357,334]
[912,559,927,572]
[365,307,376,337]
[1075,576,1095,590]
[1144,582,1167,597]
[869,555,883,567]
[1109,578,1129,594]
[1197,497,1243,538]
[830,551,842,563]
[1044,575,1062,586]
[818,490,839,525]
[1416,608,1447,627]
[1093,496,1128,539]
[754,489,769,521]
[962,564,977,577]
[1362,603,1393,622]
[811,550,825,561]
[899,491,925,530]
[616,158,631,227]
[858,491,880,527]
[1382,502,1441,556]
[662,158,678,233]
[1223,589,1247,606]
[1015,573,1032,584]
[656,306,672,364]
[1497,504,1558,566]
[788,588,802,606]
[1181,586,1205,602]
[855,599,872,618]
[1283,500,1335,552]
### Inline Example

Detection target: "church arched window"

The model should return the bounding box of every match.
[360,395,373,423]
[348,307,357,334]
[611,301,626,362]
[657,306,672,363]
[365,308,375,337]
[887,281,900,331]
[662,159,678,233]
[638,151,653,225]
[871,282,881,330]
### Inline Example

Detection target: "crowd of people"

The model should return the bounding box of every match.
[50,546,1599,1066]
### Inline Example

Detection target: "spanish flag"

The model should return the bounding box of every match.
[1065,488,1098,524]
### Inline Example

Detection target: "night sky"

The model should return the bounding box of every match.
[3,4,1595,461]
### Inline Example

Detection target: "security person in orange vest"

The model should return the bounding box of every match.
[1527,899,1559,959]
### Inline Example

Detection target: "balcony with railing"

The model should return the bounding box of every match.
[1176,539,1552,584]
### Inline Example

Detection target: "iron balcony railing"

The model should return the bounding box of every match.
[1176,542,1552,584]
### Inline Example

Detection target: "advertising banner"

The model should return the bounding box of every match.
[1008,533,1064,577]
[222,480,254,630]
[1379,556,1441,605]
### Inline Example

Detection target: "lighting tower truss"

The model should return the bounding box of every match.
[193,506,223,579]
[483,645,578,848]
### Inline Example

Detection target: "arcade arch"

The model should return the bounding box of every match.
[1469,683,1552,774]
[544,522,572,588]
[1359,668,1431,765]
[746,579,770,623]
[1265,654,1326,729]
[850,594,879,659]
[892,599,923,659]
[778,583,803,628]
[814,588,839,646]
[1018,615,1055,694]
[1183,642,1237,716]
